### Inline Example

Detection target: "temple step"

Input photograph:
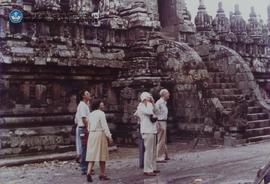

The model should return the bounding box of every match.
[247,113,269,121]
[247,135,270,142]
[246,126,270,139]
[220,101,236,109]
[0,115,73,128]
[218,94,242,101]
[211,88,242,95]
[208,83,236,89]
[248,106,264,114]
[206,56,270,144]
[247,119,270,129]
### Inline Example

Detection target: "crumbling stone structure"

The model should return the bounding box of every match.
[0,0,270,157]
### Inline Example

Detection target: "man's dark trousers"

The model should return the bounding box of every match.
[79,127,88,174]
[138,131,145,169]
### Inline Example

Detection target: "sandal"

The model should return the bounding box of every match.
[87,174,93,182]
[99,175,110,181]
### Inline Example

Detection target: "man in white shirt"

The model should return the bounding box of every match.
[76,90,91,175]
[75,111,82,163]
[137,92,160,176]
[156,89,170,162]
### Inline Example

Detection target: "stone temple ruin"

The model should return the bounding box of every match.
[0,0,270,157]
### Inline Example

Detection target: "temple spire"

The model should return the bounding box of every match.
[195,0,212,32]
[217,1,224,14]
[212,1,230,34]
[247,6,262,38]
[198,0,206,10]
[230,4,247,35]
[178,0,192,21]
[249,7,256,19]
[234,4,241,16]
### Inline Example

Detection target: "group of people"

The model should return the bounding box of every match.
[74,90,112,182]
[74,88,170,182]
[134,89,170,176]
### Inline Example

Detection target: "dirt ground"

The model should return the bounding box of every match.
[0,140,269,184]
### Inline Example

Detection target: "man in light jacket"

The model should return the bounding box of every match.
[156,89,170,163]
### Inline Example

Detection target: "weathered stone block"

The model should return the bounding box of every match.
[11,47,34,54]
[196,44,210,57]
[247,72,255,81]
[236,73,247,81]
[228,64,237,75]
[238,81,249,91]
[248,81,257,90]
[34,57,46,65]
[224,135,246,146]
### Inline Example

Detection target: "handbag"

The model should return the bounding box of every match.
[71,114,77,135]
[150,115,158,123]
[71,124,77,135]
[81,127,89,145]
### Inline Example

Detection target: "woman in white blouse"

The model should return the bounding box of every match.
[86,100,113,182]
[136,92,160,176]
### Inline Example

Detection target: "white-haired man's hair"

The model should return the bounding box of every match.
[159,89,169,97]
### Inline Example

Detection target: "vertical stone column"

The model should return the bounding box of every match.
[268,4,270,30]
[21,22,29,36]
[80,25,85,43]
[157,0,175,27]
[73,25,80,42]
[0,7,10,36]
[0,8,4,36]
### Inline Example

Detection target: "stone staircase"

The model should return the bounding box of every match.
[208,71,270,143]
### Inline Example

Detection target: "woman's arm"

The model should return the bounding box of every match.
[134,109,142,124]
[101,112,112,139]
[138,103,154,115]
[154,100,161,115]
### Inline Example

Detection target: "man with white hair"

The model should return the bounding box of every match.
[136,92,160,176]
[156,89,170,163]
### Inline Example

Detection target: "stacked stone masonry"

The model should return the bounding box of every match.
[0,0,270,157]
